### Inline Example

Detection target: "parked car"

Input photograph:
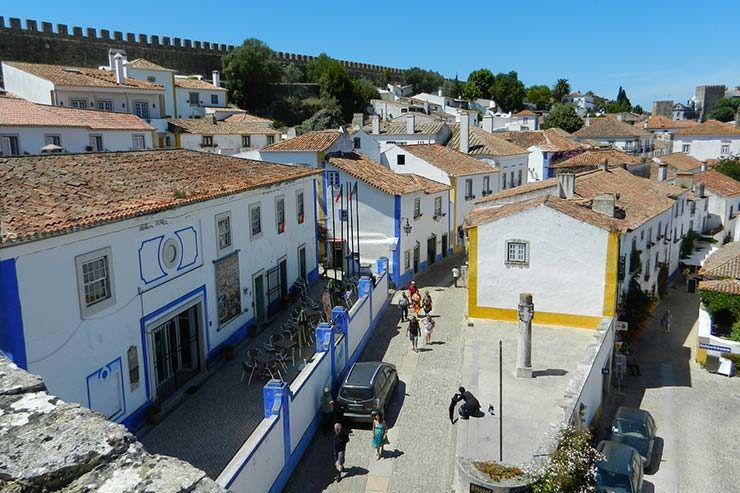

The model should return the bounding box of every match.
[595,440,644,493]
[610,407,657,471]
[337,362,398,422]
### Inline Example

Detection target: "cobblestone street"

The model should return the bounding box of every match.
[285,255,466,493]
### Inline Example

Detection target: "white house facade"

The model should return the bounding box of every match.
[695,169,740,238]
[355,115,451,163]
[671,120,740,161]
[248,129,354,168]
[174,75,228,120]
[573,116,653,156]
[168,118,282,155]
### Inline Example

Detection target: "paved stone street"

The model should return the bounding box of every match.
[603,285,740,492]
[285,254,466,493]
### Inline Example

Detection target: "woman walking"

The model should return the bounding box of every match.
[423,314,435,346]
[422,291,433,316]
[408,316,420,352]
[411,290,422,317]
[371,411,388,460]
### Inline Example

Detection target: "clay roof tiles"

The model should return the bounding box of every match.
[573,116,651,139]
[699,241,740,279]
[362,120,447,136]
[401,144,497,176]
[127,58,176,72]
[641,116,698,130]
[224,113,273,124]
[697,279,740,295]
[3,61,164,90]
[168,119,281,136]
[0,150,319,245]
[673,120,740,137]
[174,78,227,91]
[261,130,342,152]
[694,170,740,197]
[550,149,643,169]
[656,153,705,172]
[497,128,591,152]
[447,125,529,157]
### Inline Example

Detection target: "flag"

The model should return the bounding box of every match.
[348,181,358,201]
[335,184,343,203]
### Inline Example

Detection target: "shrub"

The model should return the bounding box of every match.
[474,461,524,482]
[529,425,600,493]
[680,229,698,259]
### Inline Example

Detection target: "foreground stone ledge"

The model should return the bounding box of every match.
[455,458,530,493]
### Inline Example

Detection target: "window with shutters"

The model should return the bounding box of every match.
[505,240,529,266]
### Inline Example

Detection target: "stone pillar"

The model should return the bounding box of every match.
[516,293,534,378]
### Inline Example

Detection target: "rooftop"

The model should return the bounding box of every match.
[363,120,447,136]
[550,148,643,169]
[401,144,497,176]
[655,152,705,172]
[641,115,698,130]
[447,125,529,157]
[127,58,176,72]
[497,128,591,153]
[0,150,319,245]
[224,113,273,124]
[0,97,153,131]
[3,61,164,91]
[697,279,740,295]
[174,78,227,91]
[573,116,651,139]
[673,119,740,137]
[699,241,740,279]
[694,169,740,197]
[327,152,450,196]
[261,130,342,152]
[168,118,281,136]
[475,177,558,204]
[514,109,537,117]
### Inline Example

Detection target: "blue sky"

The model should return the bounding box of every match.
[3,0,739,107]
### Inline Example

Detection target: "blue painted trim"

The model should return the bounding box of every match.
[420,260,428,272]
[281,389,291,466]
[307,266,319,283]
[313,178,320,273]
[435,253,443,263]
[206,317,255,365]
[329,326,337,392]
[270,409,322,493]
[393,195,402,286]
[120,400,150,432]
[174,226,199,270]
[85,356,126,421]
[321,162,329,258]
[138,235,167,285]
[224,415,282,489]
[0,258,26,369]
[397,270,413,291]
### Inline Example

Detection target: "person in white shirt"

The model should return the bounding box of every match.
[452,266,460,288]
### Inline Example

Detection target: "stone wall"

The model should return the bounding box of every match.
[0,17,404,82]
[0,355,227,492]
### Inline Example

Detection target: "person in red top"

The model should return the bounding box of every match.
[408,280,418,297]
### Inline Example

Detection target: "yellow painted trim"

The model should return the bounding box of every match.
[174,132,181,148]
[602,232,619,317]
[696,347,707,365]
[467,226,479,317]
[450,176,457,241]
[171,73,178,119]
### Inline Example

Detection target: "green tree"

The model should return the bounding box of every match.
[222,38,283,111]
[442,75,461,98]
[552,78,571,102]
[464,68,496,99]
[709,98,740,122]
[306,54,378,121]
[281,63,305,83]
[305,53,335,83]
[403,67,444,94]
[298,98,346,133]
[616,86,632,110]
[491,71,526,112]
[543,104,584,133]
[633,104,644,115]
[714,159,740,181]
[526,84,553,110]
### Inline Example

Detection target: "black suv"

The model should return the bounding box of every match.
[337,362,398,422]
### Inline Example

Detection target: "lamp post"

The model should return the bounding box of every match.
[401,217,412,235]
[516,293,534,378]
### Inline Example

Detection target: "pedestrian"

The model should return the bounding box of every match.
[411,290,421,317]
[452,266,460,288]
[423,314,435,346]
[408,280,418,297]
[422,291,433,316]
[662,309,672,334]
[398,292,410,322]
[408,316,420,352]
[451,387,480,420]
[333,422,350,482]
[626,353,641,376]
[343,286,353,307]
[320,387,335,435]
[371,411,389,460]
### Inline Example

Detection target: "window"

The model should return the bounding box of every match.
[465,178,474,199]
[276,197,286,234]
[682,144,690,153]
[404,250,411,271]
[189,92,199,106]
[133,101,149,119]
[730,206,734,220]
[353,137,361,149]
[414,197,421,219]
[657,221,662,238]
[517,169,523,186]
[0,135,20,155]
[71,99,87,109]
[216,212,232,253]
[505,240,528,266]
[90,135,104,152]
[266,135,275,145]
[97,100,113,112]
[132,135,146,150]
[202,135,214,147]
[705,199,708,212]
[502,173,507,189]
[327,170,340,188]
[510,171,515,187]
[76,248,115,317]
[397,154,406,165]
[434,196,442,216]
[211,94,219,105]
[483,176,491,195]
[242,135,251,147]
[655,252,659,272]
[647,227,652,244]
[250,203,262,238]
[296,190,305,224]
[721,142,731,155]
[45,135,61,147]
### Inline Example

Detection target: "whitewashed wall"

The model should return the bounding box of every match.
[175,86,227,119]
[179,133,277,154]
[672,136,740,161]
[1,63,55,104]
[56,88,162,118]
[127,67,176,118]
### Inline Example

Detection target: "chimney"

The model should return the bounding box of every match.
[212,70,221,88]
[406,113,415,134]
[371,114,380,135]
[383,102,388,120]
[113,53,125,84]
[108,48,126,71]
[697,182,706,198]
[459,113,470,154]
[675,171,693,189]
[599,159,609,171]
[437,87,443,97]
[657,162,667,181]
[701,162,708,172]
[557,172,575,199]
[482,114,493,133]
[592,193,616,217]
[211,114,217,125]
[616,113,624,122]
[352,113,364,131]
[585,116,591,126]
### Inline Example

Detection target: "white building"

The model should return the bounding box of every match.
[573,116,653,156]
[0,96,154,155]
[0,149,319,431]
[447,118,529,190]
[354,115,451,162]
[173,75,228,120]
[386,83,414,100]
[246,129,354,168]
[322,152,451,288]
[381,143,498,252]
[561,92,597,115]
[168,118,281,154]
[694,169,740,238]
[480,110,539,132]
[671,120,740,161]
[126,57,177,117]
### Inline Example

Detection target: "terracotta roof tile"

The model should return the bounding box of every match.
[127,58,176,72]
[261,130,342,152]
[475,177,558,204]
[174,78,227,91]
[641,116,698,130]
[699,242,740,279]
[655,153,704,172]
[224,113,273,124]
[3,61,163,91]
[447,125,529,157]
[401,144,497,176]
[573,116,651,139]
[514,109,536,117]
[694,170,740,197]
[697,279,740,294]
[0,150,319,245]
[362,120,446,136]
[550,149,643,169]
[0,97,153,131]
[327,152,449,196]
[673,119,740,137]
[497,128,592,152]
[168,119,281,136]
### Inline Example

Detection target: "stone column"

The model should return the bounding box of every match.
[516,293,534,378]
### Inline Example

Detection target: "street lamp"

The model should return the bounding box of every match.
[402,218,412,235]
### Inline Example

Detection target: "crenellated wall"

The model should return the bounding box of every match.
[0,17,404,82]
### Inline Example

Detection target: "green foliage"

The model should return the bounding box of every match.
[552,79,571,103]
[714,159,740,181]
[616,86,632,109]
[633,104,644,114]
[264,96,321,127]
[680,229,698,258]
[530,425,599,493]
[491,71,526,112]
[442,75,461,98]
[403,66,445,94]
[463,68,496,100]
[281,64,305,83]
[296,98,345,133]
[474,461,524,482]
[708,98,740,122]
[222,38,283,111]
[543,104,584,133]
[622,278,653,333]
[306,54,379,121]
[699,289,740,319]
[721,352,740,367]
[526,84,553,110]
[730,320,740,342]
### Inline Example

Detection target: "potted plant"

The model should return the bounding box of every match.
[147,401,162,425]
